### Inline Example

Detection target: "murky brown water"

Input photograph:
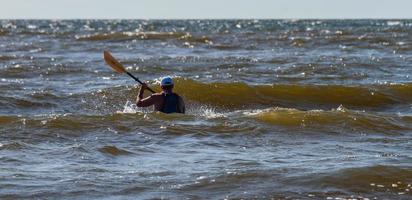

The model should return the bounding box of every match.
[1,19,412,199]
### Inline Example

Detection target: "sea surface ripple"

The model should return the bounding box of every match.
[1,20,412,199]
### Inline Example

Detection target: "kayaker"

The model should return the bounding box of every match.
[136,77,185,114]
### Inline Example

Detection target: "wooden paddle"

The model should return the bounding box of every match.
[103,51,156,93]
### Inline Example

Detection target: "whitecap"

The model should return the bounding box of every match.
[387,21,401,26]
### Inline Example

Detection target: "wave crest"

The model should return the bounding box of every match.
[75,31,212,44]
[171,78,412,110]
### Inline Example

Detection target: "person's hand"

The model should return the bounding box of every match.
[140,82,148,90]
[138,82,148,99]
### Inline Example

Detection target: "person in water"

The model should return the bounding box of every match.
[136,77,185,114]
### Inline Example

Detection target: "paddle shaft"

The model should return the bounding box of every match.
[125,72,156,93]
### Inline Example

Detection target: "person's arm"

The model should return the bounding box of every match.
[136,83,156,107]
[178,96,185,114]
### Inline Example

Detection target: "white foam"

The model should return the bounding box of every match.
[119,100,226,119]
[117,100,143,114]
[387,21,401,26]
[191,106,226,119]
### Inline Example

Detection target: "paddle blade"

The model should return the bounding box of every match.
[103,51,126,73]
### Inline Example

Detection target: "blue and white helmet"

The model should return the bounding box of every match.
[161,76,174,86]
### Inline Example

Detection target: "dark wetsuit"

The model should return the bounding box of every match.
[160,93,184,114]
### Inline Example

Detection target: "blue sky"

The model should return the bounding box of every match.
[0,0,411,19]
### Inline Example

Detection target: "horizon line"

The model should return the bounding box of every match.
[1,17,412,20]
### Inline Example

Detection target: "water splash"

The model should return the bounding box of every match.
[117,100,151,114]
[187,105,226,119]
[120,100,140,113]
